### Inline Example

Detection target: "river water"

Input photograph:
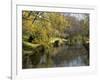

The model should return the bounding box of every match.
[22,44,89,68]
[51,44,89,67]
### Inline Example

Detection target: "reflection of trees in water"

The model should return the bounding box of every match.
[22,44,53,68]
[22,44,46,68]
[22,38,89,68]
[51,44,89,67]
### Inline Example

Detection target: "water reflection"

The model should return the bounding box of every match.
[51,44,89,67]
[22,44,89,68]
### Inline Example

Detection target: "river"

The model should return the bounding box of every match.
[51,44,89,67]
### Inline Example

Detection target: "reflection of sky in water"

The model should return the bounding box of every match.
[59,56,86,67]
[52,44,89,67]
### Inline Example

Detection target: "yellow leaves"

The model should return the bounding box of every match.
[22,20,33,33]
[22,11,82,45]
[22,11,29,18]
